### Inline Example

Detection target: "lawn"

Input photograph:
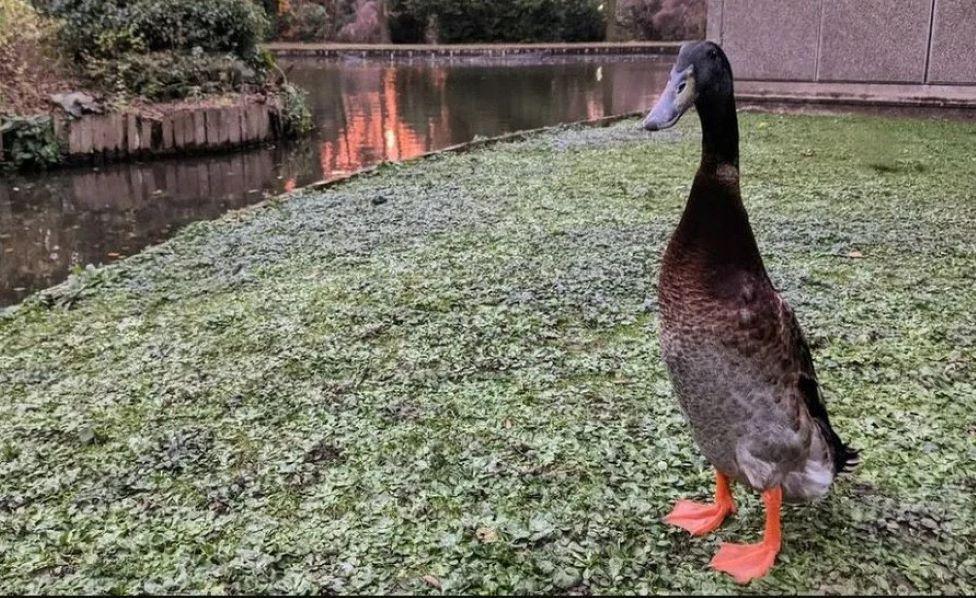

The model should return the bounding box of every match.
[1,113,975,594]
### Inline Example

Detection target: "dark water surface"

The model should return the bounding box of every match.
[0,55,670,305]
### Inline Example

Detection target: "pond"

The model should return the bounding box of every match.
[0,54,671,306]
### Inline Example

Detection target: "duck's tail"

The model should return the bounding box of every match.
[813,415,859,475]
[799,375,860,476]
[783,424,859,503]
[832,435,860,475]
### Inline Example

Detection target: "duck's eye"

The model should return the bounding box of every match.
[708,49,717,59]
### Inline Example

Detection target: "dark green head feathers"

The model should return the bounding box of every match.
[643,41,739,168]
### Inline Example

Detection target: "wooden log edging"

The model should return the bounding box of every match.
[54,102,283,165]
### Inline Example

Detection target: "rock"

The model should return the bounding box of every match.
[233,62,257,83]
[49,92,103,118]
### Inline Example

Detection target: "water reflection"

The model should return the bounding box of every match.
[1,55,671,305]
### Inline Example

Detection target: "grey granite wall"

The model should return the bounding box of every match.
[707,0,976,85]
[928,0,976,83]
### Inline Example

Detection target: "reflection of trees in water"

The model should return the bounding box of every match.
[437,62,606,139]
[0,152,285,305]
[305,58,668,179]
[391,64,451,148]
[277,136,322,190]
[4,57,671,305]
[313,63,451,176]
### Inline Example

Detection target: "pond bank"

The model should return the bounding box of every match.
[1,55,671,306]
[53,96,283,166]
[1,115,975,594]
[0,89,308,171]
[265,41,682,58]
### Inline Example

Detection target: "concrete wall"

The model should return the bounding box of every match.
[707,0,976,85]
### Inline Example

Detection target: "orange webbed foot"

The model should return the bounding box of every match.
[710,486,783,584]
[665,499,734,536]
[710,539,779,583]
[664,470,735,536]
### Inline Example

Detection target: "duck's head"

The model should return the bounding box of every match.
[643,41,734,132]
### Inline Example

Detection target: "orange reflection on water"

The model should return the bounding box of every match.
[319,66,449,179]
[3,56,675,305]
[586,96,606,121]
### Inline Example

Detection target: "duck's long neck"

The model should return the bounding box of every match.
[698,92,739,170]
[669,91,766,280]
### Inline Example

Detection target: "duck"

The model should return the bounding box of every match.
[642,41,859,583]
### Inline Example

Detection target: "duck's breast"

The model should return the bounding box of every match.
[658,263,819,490]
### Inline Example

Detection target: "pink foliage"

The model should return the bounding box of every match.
[337,0,386,43]
[618,0,705,41]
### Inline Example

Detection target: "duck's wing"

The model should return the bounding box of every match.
[776,296,859,475]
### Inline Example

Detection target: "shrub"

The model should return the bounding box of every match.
[389,0,604,44]
[0,115,62,169]
[618,0,705,41]
[1,0,46,47]
[129,0,269,57]
[0,0,67,114]
[44,0,269,61]
[41,0,138,59]
[278,82,312,137]
[337,0,386,43]
[257,0,281,36]
[35,0,279,102]
[277,1,333,42]
[85,51,266,101]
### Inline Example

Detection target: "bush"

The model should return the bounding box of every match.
[278,82,312,137]
[389,0,604,44]
[1,0,46,48]
[0,0,66,114]
[256,0,281,36]
[41,0,139,59]
[336,0,387,43]
[618,0,705,41]
[35,0,277,102]
[130,0,269,57]
[86,51,265,101]
[277,1,333,42]
[0,115,61,169]
[44,0,269,61]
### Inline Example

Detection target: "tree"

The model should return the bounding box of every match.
[604,0,620,41]
[377,0,391,43]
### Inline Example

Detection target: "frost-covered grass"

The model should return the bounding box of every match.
[1,114,975,594]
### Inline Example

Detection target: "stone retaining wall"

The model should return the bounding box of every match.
[52,102,282,165]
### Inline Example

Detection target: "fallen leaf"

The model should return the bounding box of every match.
[476,526,498,543]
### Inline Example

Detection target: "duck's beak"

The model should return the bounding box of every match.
[643,67,696,131]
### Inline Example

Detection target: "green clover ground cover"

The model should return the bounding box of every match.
[1,114,975,594]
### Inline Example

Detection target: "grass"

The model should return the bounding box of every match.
[1,113,975,594]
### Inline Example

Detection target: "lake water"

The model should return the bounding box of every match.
[0,55,671,305]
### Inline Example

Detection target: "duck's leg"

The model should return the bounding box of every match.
[664,470,736,536]
[710,486,782,583]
